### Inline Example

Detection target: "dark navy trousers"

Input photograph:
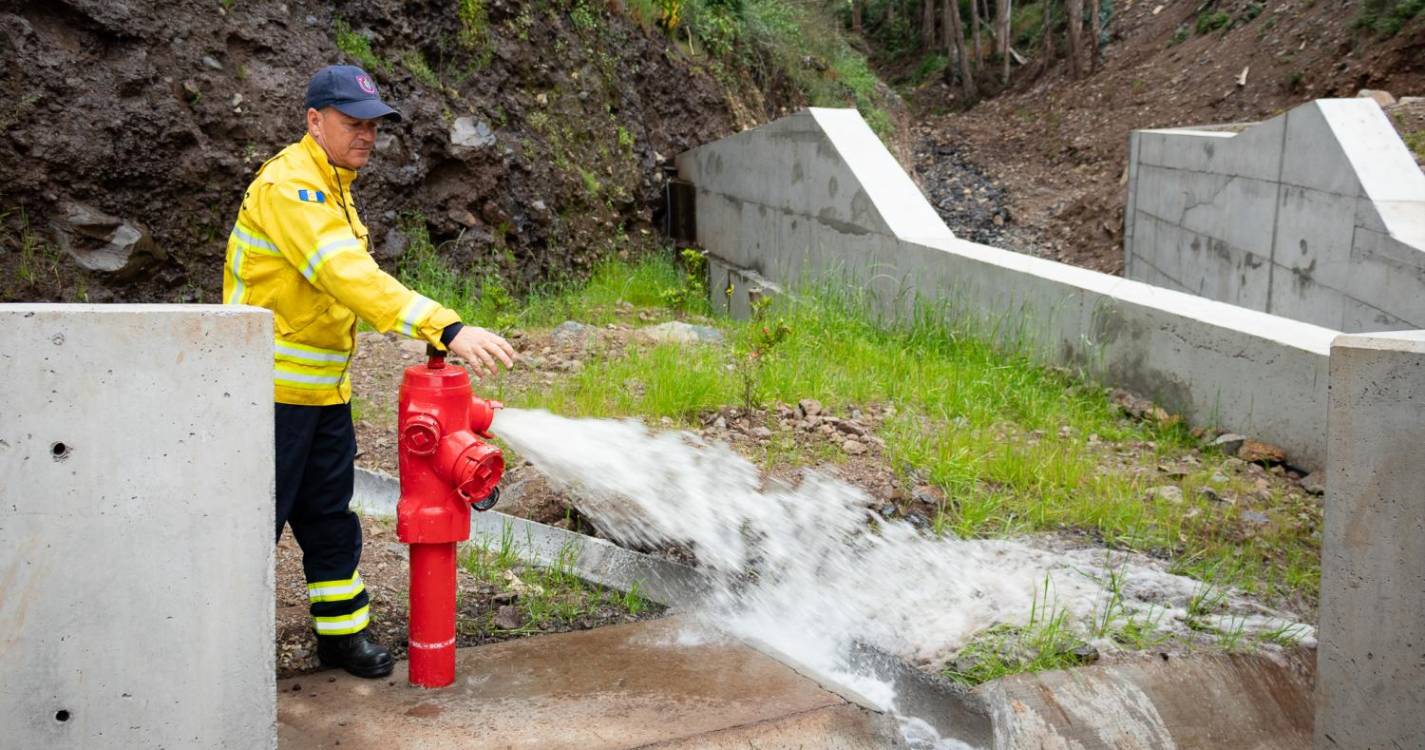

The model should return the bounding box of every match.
[275,403,371,635]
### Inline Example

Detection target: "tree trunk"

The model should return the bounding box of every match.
[1041,0,1055,64]
[997,0,1012,84]
[1064,0,1083,78]
[941,0,955,50]
[970,0,982,64]
[923,0,937,50]
[852,0,863,34]
[887,0,897,29]
[944,0,977,98]
[1090,0,1104,71]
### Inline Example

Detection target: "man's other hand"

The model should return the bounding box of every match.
[448,326,517,378]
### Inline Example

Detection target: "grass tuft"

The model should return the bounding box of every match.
[334,19,390,75]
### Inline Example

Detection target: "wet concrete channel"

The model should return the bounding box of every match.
[341,468,1314,749]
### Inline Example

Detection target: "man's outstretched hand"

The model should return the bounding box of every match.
[447,326,517,378]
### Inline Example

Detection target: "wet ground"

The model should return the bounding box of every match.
[277,617,905,750]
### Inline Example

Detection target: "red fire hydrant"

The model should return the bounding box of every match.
[397,344,504,688]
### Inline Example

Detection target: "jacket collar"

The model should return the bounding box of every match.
[299,133,360,191]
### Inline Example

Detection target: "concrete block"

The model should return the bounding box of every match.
[1137,115,1284,182]
[1281,102,1363,198]
[1317,330,1425,748]
[1125,98,1425,333]
[0,304,276,750]
[1318,98,1425,202]
[1179,174,1278,257]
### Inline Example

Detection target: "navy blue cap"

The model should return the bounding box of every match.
[305,64,402,122]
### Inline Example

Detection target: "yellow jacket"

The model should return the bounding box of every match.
[223,134,460,406]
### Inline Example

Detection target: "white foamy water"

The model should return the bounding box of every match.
[492,408,1309,743]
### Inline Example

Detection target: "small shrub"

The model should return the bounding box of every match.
[1355,0,1424,34]
[571,0,599,29]
[1194,9,1231,34]
[401,49,440,88]
[579,168,602,197]
[333,19,389,74]
[657,0,685,29]
[910,54,949,86]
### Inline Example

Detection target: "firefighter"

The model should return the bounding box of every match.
[223,65,516,678]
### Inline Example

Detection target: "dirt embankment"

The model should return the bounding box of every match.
[902,0,1425,271]
[0,0,763,303]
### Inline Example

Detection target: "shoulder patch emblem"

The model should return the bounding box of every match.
[297,189,327,204]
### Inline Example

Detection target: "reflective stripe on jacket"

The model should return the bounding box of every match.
[223,134,460,405]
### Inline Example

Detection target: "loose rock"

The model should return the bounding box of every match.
[493,605,524,630]
[1238,440,1286,465]
[798,399,824,418]
[450,117,497,149]
[1146,486,1184,504]
[1357,88,1396,107]
[52,202,164,279]
[639,321,724,345]
[551,321,595,347]
[841,439,867,455]
[1300,472,1326,496]
[1209,433,1246,455]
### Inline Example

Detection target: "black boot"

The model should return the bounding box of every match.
[316,630,394,678]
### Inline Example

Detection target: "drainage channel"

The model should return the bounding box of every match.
[352,467,993,748]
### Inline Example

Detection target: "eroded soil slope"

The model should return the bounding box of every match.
[0,0,751,302]
[905,0,1425,271]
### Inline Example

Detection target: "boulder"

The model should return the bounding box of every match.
[450,117,496,149]
[551,320,595,347]
[638,321,724,345]
[52,201,164,280]
[1357,89,1396,107]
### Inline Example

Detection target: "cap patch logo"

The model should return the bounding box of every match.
[355,74,377,94]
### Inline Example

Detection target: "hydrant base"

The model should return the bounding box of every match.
[407,542,457,688]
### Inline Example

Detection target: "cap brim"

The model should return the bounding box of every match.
[333,99,402,122]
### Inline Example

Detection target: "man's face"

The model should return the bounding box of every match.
[307,107,379,170]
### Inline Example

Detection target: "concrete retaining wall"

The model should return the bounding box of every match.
[676,108,1339,469]
[1125,99,1425,332]
[0,304,276,749]
[1316,330,1425,747]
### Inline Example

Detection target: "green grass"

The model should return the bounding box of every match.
[459,522,655,633]
[3,207,61,289]
[451,254,1318,612]
[1402,128,1425,160]
[401,250,1319,618]
[615,0,896,140]
[943,577,1094,686]
[1355,0,1424,34]
[401,49,440,88]
[1195,9,1231,34]
[334,19,390,75]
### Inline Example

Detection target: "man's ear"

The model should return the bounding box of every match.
[306,107,323,139]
